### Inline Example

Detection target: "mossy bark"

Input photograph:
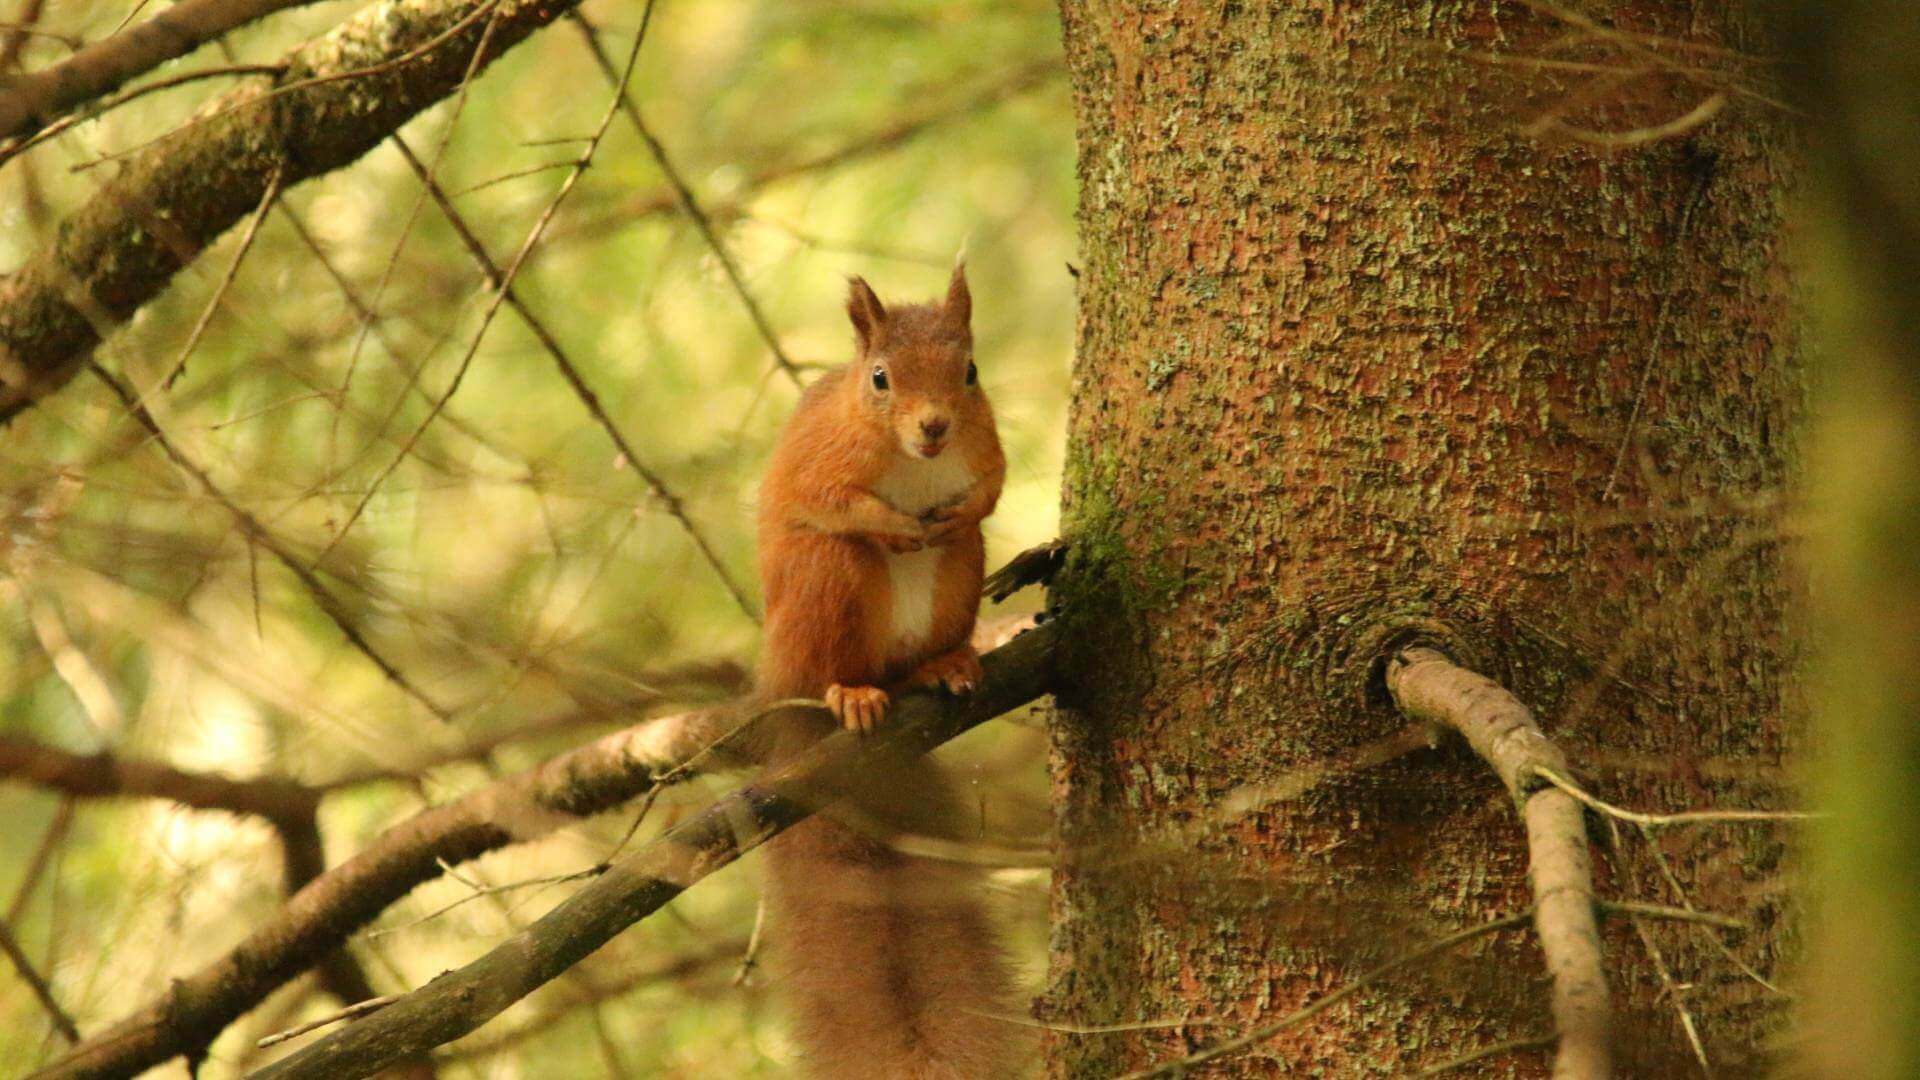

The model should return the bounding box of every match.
[1047,2,1802,1075]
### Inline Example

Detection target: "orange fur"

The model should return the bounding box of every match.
[757,266,1020,1077]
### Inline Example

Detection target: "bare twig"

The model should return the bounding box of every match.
[367,865,607,939]
[1631,821,1787,994]
[1417,1035,1558,1077]
[560,61,1064,242]
[0,0,602,422]
[320,0,656,561]
[0,918,80,1043]
[388,134,759,622]
[87,361,453,721]
[1603,820,1713,1078]
[1534,766,1815,828]
[159,160,283,389]
[1546,91,1727,148]
[7,797,74,924]
[1387,647,1612,1080]
[256,994,402,1050]
[321,0,506,473]
[733,897,767,985]
[571,11,804,388]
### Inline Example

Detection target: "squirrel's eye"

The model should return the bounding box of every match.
[871,365,889,392]
[965,361,978,386]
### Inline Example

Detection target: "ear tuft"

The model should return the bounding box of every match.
[945,261,971,329]
[847,276,887,351]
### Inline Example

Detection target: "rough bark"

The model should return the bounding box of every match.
[1047,2,1801,1076]
[0,0,587,424]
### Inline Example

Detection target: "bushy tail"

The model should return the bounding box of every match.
[763,749,1021,1079]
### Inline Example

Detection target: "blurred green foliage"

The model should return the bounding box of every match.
[0,0,1072,1074]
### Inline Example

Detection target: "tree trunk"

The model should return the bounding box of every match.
[1046,2,1801,1076]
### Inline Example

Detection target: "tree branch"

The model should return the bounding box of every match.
[0,0,319,140]
[0,733,318,826]
[25,698,745,1079]
[1387,646,1611,1080]
[246,623,1059,1079]
[0,0,591,423]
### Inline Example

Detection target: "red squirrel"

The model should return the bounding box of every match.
[757,265,1020,1079]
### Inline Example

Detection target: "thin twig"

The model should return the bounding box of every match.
[388,134,760,622]
[1597,899,1744,932]
[732,898,767,985]
[1416,1035,1557,1077]
[272,201,519,466]
[7,797,74,924]
[569,11,804,388]
[1515,0,1795,114]
[158,160,283,389]
[1533,766,1815,829]
[86,361,453,721]
[321,0,508,490]
[1546,91,1727,149]
[0,918,80,1043]
[255,994,402,1049]
[1633,822,1788,994]
[979,1010,1220,1035]
[320,0,656,564]
[367,865,607,938]
[1604,820,1713,1078]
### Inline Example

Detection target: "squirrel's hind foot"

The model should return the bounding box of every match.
[910,647,983,696]
[825,684,890,733]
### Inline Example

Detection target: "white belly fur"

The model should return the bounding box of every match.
[872,451,975,654]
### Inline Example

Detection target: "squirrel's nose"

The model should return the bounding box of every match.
[920,417,950,441]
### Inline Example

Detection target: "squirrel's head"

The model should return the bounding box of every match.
[846,264,980,461]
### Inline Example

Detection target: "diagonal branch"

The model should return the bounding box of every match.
[246,622,1059,1078]
[0,918,80,1044]
[0,0,594,424]
[570,12,804,388]
[0,0,320,141]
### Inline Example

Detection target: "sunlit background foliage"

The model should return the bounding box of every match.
[0,0,1072,1074]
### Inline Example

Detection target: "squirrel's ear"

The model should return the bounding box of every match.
[945,261,971,329]
[847,276,887,350]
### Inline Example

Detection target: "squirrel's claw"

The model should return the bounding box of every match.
[825,684,889,733]
[911,648,983,697]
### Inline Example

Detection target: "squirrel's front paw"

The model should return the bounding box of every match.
[911,648,983,696]
[825,684,889,733]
